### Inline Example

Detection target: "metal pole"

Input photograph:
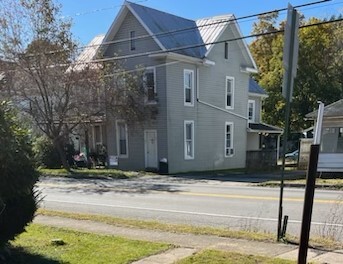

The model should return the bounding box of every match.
[298,144,320,264]
[277,6,298,241]
[277,100,291,241]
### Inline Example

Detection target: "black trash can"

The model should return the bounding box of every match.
[159,158,168,174]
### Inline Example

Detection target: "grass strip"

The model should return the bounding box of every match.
[38,209,343,250]
[38,209,275,242]
[176,249,295,264]
[39,168,142,179]
[9,224,171,264]
[259,178,343,190]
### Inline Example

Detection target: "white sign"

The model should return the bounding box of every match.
[109,155,118,166]
[282,3,300,102]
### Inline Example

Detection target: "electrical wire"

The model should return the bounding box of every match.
[11,0,332,57]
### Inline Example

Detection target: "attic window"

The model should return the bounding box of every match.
[224,42,229,59]
[130,31,136,51]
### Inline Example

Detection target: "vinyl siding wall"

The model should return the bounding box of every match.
[104,11,168,170]
[166,25,250,173]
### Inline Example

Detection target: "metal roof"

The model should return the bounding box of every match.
[72,34,105,71]
[306,99,343,119]
[248,123,283,133]
[249,78,267,95]
[196,15,233,56]
[128,2,207,58]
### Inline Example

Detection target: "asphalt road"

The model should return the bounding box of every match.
[37,175,343,239]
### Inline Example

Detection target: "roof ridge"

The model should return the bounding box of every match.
[196,14,233,21]
[126,1,195,23]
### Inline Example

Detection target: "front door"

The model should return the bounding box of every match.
[144,130,158,169]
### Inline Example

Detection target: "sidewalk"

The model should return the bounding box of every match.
[34,215,343,264]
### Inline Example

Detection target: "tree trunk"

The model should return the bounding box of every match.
[54,138,70,171]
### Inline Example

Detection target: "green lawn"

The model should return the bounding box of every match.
[39,168,142,179]
[8,224,171,264]
[259,178,343,189]
[176,250,295,264]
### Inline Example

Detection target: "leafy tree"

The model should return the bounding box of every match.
[0,101,38,249]
[250,14,343,131]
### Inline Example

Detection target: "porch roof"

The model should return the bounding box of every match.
[306,99,343,119]
[248,123,283,134]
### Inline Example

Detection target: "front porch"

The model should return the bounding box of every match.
[246,123,283,170]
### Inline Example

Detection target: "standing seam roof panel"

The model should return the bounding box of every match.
[128,2,207,58]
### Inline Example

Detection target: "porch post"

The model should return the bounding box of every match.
[277,134,281,161]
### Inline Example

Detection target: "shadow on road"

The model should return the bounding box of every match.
[167,169,306,183]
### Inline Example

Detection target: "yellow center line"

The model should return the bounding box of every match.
[180,192,338,204]
[38,183,339,204]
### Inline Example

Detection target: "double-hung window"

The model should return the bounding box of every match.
[225,122,234,157]
[184,69,194,106]
[143,67,156,102]
[116,121,128,158]
[130,31,136,51]
[184,120,194,159]
[226,76,234,109]
[248,100,255,122]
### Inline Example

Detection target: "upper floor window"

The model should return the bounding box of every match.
[225,122,234,157]
[143,67,156,103]
[226,76,234,109]
[184,69,194,106]
[248,100,255,122]
[116,121,128,158]
[224,42,229,59]
[130,31,136,51]
[184,120,194,159]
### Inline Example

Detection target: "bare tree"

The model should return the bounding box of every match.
[0,0,155,170]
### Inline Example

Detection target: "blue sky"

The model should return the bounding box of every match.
[58,0,342,45]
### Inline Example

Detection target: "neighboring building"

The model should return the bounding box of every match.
[82,1,281,173]
[300,100,343,172]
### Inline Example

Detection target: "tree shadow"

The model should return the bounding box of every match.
[3,246,65,264]
[167,169,306,183]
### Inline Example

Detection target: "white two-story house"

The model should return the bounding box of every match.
[82,1,282,173]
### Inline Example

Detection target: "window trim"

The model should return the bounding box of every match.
[225,76,235,110]
[225,122,234,157]
[130,30,136,51]
[248,99,256,123]
[144,66,157,103]
[184,120,195,160]
[116,120,129,158]
[184,69,194,107]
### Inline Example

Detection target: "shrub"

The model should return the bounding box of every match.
[33,136,62,169]
[0,101,39,248]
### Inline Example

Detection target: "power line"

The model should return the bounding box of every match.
[1,16,342,76]
[71,0,148,17]
[17,0,332,57]
[74,17,343,65]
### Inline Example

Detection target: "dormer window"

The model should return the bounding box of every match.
[130,31,136,51]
